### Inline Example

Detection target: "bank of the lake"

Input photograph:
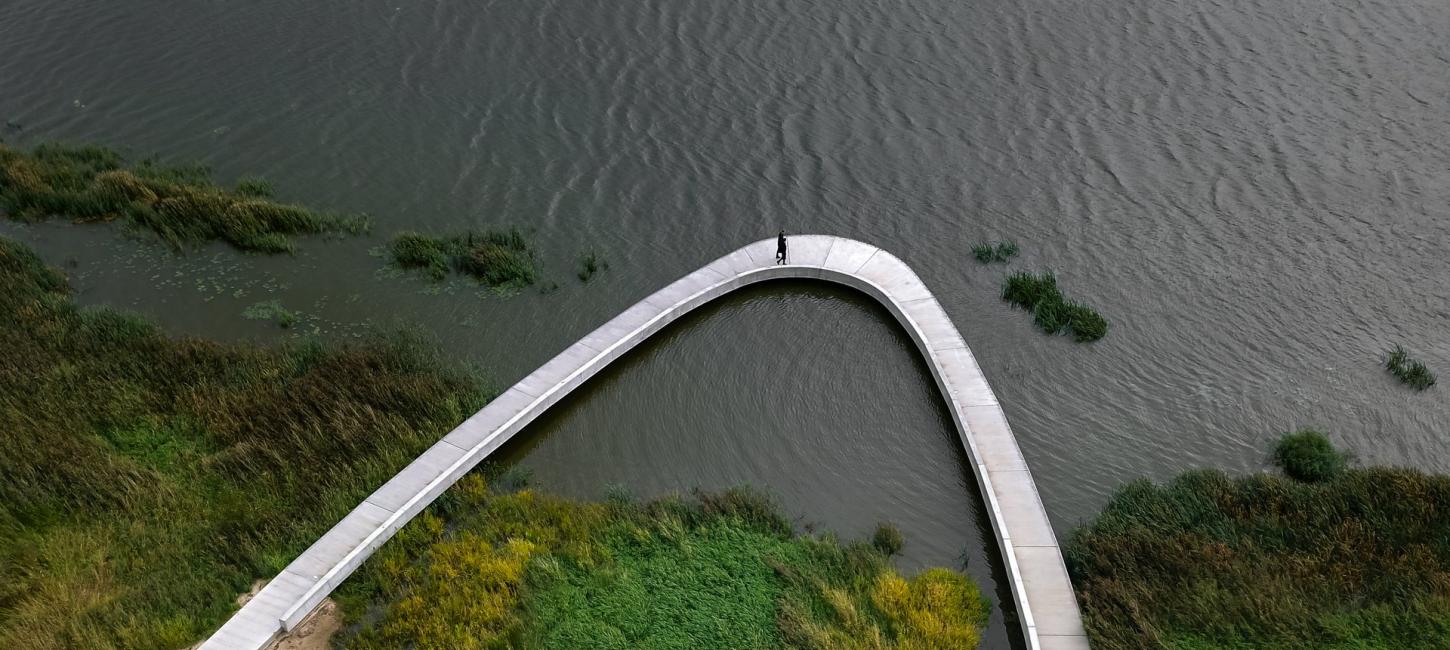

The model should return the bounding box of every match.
[1066,433,1450,649]
[0,235,487,648]
[0,237,988,649]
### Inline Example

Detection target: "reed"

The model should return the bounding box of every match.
[0,143,367,253]
[0,236,489,649]
[389,229,538,287]
[972,240,1019,264]
[1002,271,1108,342]
[1385,345,1436,391]
[1066,434,1450,648]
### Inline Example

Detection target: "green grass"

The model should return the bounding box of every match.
[1272,429,1347,482]
[971,241,1019,264]
[241,300,298,328]
[1002,271,1108,342]
[1386,345,1436,391]
[335,483,991,650]
[577,249,606,282]
[0,236,490,649]
[389,229,538,287]
[1066,434,1450,649]
[0,143,367,253]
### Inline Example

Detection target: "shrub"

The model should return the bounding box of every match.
[1386,345,1436,391]
[1272,429,1346,482]
[871,522,904,555]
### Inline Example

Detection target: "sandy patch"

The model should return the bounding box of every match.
[190,581,343,650]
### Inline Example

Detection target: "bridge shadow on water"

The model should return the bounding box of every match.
[492,279,1026,649]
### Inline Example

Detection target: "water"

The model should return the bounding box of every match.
[4,0,1449,645]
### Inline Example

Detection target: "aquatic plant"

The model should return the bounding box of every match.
[242,299,299,328]
[1002,271,1107,342]
[1272,429,1347,482]
[971,240,1019,264]
[1066,434,1450,648]
[1385,345,1436,391]
[0,237,489,649]
[872,521,905,555]
[0,143,366,252]
[335,484,990,649]
[577,249,606,282]
[389,229,537,288]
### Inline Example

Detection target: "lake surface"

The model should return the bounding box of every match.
[4,0,1448,646]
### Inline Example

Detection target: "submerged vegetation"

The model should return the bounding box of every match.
[336,483,990,649]
[970,240,1018,264]
[1067,433,1450,649]
[1385,344,1436,391]
[0,143,366,253]
[0,236,489,648]
[1001,271,1107,342]
[390,229,538,288]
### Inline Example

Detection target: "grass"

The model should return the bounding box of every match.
[0,142,367,253]
[335,482,990,649]
[0,236,490,649]
[1002,271,1108,342]
[241,300,298,328]
[1066,433,1450,649]
[389,229,538,288]
[1385,345,1436,391]
[1272,429,1346,482]
[971,241,1019,264]
[577,249,606,282]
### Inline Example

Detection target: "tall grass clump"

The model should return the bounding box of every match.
[1066,434,1450,648]
[971,240,1019,264]
[577,249,606,282]
[242,299,299,328]
[1385,345,1436,391]
[0,237,489,649]
[335,484,990,649]
[1272,429,1346,482]
[389,229,538,288]
[1002,271,1107,342]
[0,143,367,252]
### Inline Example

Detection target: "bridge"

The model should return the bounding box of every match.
[200,235,1089,649]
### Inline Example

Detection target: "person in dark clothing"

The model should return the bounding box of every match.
[776,230,788,264]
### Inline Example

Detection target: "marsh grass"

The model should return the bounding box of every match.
[0,143,367,253]
[241,300,298,328]
[1386,345,1436,391]
[335,484,990,649]
[577,249,606,282]
[971,240,1019,264]
[1066,434,1450,648]
[389,229,538,288]
[0,236,490,649]
[1002,271,1107,342]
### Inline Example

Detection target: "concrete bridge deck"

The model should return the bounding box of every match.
[200,235,1089,649]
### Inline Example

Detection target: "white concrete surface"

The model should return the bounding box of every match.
[199,235,1089,650]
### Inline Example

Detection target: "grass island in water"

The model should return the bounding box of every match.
[0,142,366,253]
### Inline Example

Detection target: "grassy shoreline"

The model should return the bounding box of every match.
[0,235,487,648]
[0,143,366,253]
[1067,432,1450,649]
[335,483,990,649]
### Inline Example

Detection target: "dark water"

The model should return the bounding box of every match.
[4,0,1449,645]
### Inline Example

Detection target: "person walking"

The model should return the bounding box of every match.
[776,230,788,264]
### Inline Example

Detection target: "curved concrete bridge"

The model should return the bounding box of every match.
[201,235,1089,650]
